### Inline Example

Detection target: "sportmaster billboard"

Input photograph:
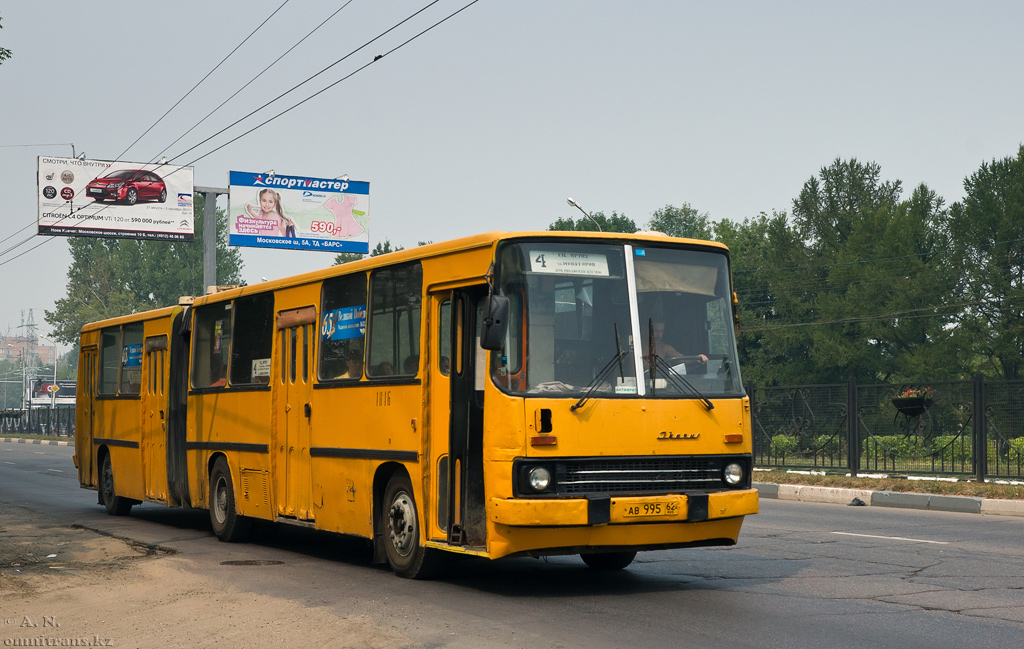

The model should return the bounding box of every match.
[228,171,370,253]
[37,157,195,241]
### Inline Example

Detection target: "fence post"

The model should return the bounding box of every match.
[847,369,859,477]
[974,372,987,482]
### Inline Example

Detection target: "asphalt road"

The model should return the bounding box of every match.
[3,442,1023,648]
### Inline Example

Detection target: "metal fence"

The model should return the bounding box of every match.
[0,407,76,437]
[751,373,1024,480]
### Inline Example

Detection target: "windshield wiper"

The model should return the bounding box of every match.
[646,319,713,410]
[651,354,714,410]
[571,324,628,412]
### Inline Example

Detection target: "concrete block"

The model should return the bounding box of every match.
[981,499,1024,517]
[754,483,779,499]
[871,491,931,510]
[927,494,981,514]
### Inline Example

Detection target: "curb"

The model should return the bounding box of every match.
[0,437,74,447]
[754,482,1024,518]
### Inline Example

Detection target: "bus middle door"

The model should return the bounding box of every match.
[276,311,315,521]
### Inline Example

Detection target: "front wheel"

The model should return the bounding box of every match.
[99,452,133,516]
[124,187,138,205]
[209,457,251,542]
[382,473,443,579]
[581,551,637,570]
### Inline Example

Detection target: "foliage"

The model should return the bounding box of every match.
[645,203,713,239]
[1009,438,1024,463]
[0,15,12,66]
[44,194,242,345]
[548,210,637,233]
[770,434,799,456]
[943,145,1024,380]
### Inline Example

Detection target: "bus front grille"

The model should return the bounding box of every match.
[555,458,725,496]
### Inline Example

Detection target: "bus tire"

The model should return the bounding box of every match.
[99,452,134,516]
[382,473,443,579]
[581,551,637,570]
[209,457,251,542]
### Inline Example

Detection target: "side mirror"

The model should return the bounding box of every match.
[480,295,510,351]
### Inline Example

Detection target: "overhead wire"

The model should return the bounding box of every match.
[151,0,356,164]
[116,0,293,163]
[0,0,483,268]
[166,0,447,164]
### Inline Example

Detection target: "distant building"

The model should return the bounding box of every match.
[0,335,56,366]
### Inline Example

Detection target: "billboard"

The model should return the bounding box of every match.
[37,156,195,241]
[228,171,369,253]
[29,379,77,407]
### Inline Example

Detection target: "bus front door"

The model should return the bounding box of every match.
[429,288,486,547]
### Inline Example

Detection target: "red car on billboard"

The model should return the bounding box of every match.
[85,169,167,205]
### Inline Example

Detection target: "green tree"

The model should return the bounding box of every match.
[728,159,953,385]
[333,239,407,265]
[646,203,714,239]
[45,194,242,345]
[0,15,13,66]
[944,145,1024,380]
[548,210,637,233]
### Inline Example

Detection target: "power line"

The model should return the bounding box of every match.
[167,0,447,164]
[152,0,356,164]
[116,0,292,163]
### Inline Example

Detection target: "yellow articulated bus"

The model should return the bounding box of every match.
[74,231,758,577]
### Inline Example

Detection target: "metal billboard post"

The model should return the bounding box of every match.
[196,186,229,292]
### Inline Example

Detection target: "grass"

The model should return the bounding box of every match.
[755,469,1024,500]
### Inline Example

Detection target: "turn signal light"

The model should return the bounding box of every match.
[531,436,557,446]
[724,434,744,443]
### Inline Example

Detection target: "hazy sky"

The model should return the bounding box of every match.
[1,1,1021,348]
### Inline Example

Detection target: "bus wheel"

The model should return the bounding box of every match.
[209,458,251,542]
[382,474,443,579]
[581,551,637,570]
[99,453,133,516]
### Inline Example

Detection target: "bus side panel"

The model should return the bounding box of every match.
[309,383,423,538]
[186,391,274,519]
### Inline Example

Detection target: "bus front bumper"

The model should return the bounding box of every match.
[488,488,759,527]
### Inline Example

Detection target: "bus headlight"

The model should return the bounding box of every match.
[529,466,552,492]
[723,463,744,486]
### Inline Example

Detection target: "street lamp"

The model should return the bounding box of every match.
[566,197,603,232]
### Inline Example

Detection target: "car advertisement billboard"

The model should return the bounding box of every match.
[228,171,370,253]
[37,156,195,241]
[28,378,77,407]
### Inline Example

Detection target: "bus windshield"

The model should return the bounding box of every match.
[494,241,743,398]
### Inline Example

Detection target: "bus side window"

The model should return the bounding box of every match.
[99,327,120,395]
[319,273,367,381]
[439,299,451,376]
[119,323,144,395]
[192,303,232,388]
[230,293,274,385]
[367,263,422,379]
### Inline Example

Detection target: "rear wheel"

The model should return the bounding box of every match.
[209,457,251,542]
[581,551,637,570]
[382,473,443,579]
[99,453,133,516]
[158,188,167,203]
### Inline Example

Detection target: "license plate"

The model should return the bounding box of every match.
[621,501,678,517]
[88,188,101,194]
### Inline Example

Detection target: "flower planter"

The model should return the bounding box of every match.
[891,396,932,417]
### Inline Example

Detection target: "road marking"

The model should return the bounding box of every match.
[47,469,63,473]
[833,532,948,545]
[3,461,14,465]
